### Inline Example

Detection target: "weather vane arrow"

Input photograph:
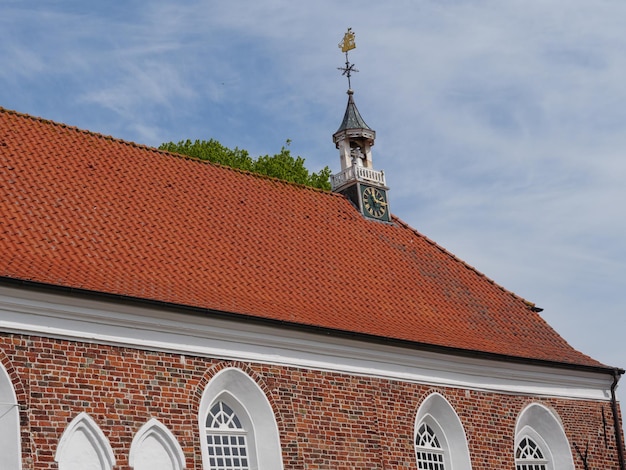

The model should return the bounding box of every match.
[338,28,358,90]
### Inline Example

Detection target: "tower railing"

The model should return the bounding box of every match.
[330,164,386,191]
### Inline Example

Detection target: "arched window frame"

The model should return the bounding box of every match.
[514,403,574,470]
[515,432,551,470]
[129,418,186,470]
[55,412,115,470]
[0,362,21,470]
[204,393,255,470]
[415,418,447,470]
[414,392,472,470]
[198,367,283,470]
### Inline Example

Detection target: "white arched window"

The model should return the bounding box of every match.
[415,422,445,470]
[199,367,283,470]
[414,393,472,470]
[0,362,21,470]
[205,401,251,470]
[515,403,574,470]
[55,412,115,470]
[516,436,549,470]
[129,418,186,470]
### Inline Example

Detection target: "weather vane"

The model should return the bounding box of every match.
[338,28,358,90]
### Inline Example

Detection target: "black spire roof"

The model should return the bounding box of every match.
[335,90,372,133]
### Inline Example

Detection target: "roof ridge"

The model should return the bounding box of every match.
[0,106,332,195]
[391,214,537,311]
[0,105,158,152]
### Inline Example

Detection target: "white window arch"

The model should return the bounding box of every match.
[205,400,251,470]
[129,418,186,470]
[199,367,283,470]
[415,421,446,470]
[414,392,472,470]
[0,362,21,470]
[516,435,549,470]
[515,403,574,470]
[55,412,115,470]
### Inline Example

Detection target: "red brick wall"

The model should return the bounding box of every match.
[1,332,622,470]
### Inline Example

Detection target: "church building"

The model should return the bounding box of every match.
[0,32,624,470]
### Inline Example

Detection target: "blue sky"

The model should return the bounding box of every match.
[2,0,625,405]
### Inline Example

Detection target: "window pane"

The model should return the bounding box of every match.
[206,401,250,470]
[415,423,445,470]
[415,450,445,470]
[416,424,441,449]
[515,436,547,470]
[207,402,245,430]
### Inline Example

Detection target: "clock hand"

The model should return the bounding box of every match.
[369,193,377,207]
[373,195,388,206]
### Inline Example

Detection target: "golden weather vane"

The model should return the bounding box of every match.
[339,28,356,53]
[338,28,358,89]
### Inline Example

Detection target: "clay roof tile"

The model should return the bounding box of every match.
[0,107,604,369]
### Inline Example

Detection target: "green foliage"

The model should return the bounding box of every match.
[158,138,331,190]
[158,139,254,172]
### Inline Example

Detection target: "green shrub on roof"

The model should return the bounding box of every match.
[159,138,331,190]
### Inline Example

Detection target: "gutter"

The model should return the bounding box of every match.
[611,369,625,470]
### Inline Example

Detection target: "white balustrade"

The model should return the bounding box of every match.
[331,164,386,191]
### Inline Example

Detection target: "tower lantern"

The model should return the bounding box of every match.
[331,29,390,223]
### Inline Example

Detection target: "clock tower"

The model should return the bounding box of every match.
[330,29,390,222]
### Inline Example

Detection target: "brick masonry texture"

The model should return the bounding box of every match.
[1,333,621,470]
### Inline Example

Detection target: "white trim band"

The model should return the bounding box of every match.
[0,285,613,401]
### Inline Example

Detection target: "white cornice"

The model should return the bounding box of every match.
[0,285,613,401]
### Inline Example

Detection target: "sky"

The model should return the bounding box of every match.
[2,1,625,407]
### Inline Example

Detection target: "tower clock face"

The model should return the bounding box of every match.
[361,186,389,220]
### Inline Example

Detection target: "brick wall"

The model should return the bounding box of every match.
[1,333,621,469]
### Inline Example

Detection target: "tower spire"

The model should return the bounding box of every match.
[330,29,390,222]
[333,29,375,172]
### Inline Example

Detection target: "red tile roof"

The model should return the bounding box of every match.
[0,107,604,369]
